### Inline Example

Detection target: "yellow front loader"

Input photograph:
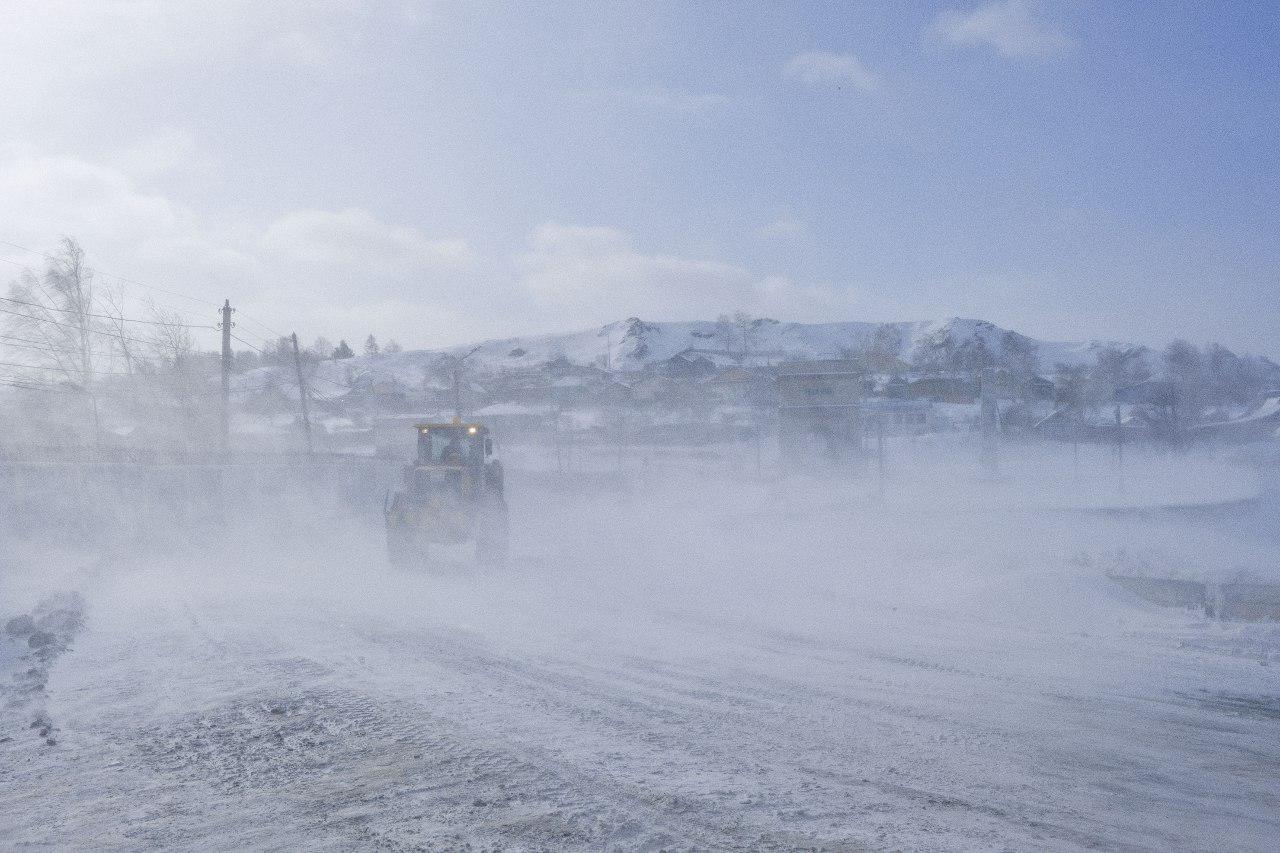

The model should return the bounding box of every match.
[384,422,508,568]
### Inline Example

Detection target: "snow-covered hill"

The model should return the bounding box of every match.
[436,316,1100,372]
[236,317,1108,393]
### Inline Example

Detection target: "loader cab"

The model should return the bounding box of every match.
[415,423,493,467]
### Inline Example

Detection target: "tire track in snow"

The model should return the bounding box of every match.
[328,617,1108,850]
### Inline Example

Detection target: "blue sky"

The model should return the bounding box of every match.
[0,1,1275,353]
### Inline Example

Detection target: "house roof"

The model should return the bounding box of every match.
[776,359,862,377]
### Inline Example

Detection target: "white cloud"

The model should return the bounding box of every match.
[256,207,480,337]
[932,0,1073,59]
[782,51,879,92]
[0,1,438,117]
[261,208,475,277]
[515,222,875,326]
[0,144,878,348]
[0,145,484,346]
[0,145,216,258]
[516,223,755,321]
[109,129,217,187]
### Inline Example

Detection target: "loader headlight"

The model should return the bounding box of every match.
[468,426,477,434]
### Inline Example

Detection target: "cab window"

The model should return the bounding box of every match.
[418,427,480,463]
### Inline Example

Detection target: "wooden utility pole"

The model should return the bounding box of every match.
[449,345,483,423]
[876,414,886,496]
[978,371,1000,477]
[219,299,233,453]
[452,365,462,423]
[1115,404,1125,495]
[291,332,314,454]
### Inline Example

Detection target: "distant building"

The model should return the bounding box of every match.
[1191,395,1280,444]
[775,360,864,468]
[858,397,932,434]
[470,402,556,443]
[656,350,717,379]
[907,373,979,404]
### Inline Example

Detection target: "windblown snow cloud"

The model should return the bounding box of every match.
[0,143,849,345]
[932,0,1073,59]
[0,143,480,344]
[0,0,432,83]
[782,51,879,92]
[516,223,757,321]
[514,222,882,327]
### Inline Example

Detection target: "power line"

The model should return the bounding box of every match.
[307,370,351,389]
[0,306,159,347]
[0,237,287,341]
[0,295,216,329]
[1,253,261,340]
[223,325,275,349]
[0,379,78,393]
[0,238,216,309]
[0,331,60,347]
[0,359,140,377]
[0,337,122,359]
[232,312,287,341]
[0,377,280,398]
[0,330,134,356]
[229,332,270,355]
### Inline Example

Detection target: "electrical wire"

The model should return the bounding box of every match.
[0,376,71,391]
[0,338,123,359]
[230,312,287,341]
[0,238,287,341]
[0,331,128,357]
[0,359,141,377]
[0,295,217,329]
[0,306,159,347]
[307,371,352,389]
[0,239,215,308]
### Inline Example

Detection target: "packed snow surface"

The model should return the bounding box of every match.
[2,454,1279,851]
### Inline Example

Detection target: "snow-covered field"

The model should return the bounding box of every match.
[3,460,1279,851]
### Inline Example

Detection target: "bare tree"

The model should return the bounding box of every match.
[100,283,142,375]
[438,346,483,421]
[716,311,761,365]
[863,324,904,374]
[145,301,217,442]
[1089,344,1151,400]
[998,331,1040,399]
[147,303,195,371]
[1053,363,1091,413]
[3,238,104,443]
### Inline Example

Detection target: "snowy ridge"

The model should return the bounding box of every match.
[442,316,1101,372]
[237,317,1109,393]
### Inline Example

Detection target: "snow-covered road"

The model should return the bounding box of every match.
[3,471,1279,850]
